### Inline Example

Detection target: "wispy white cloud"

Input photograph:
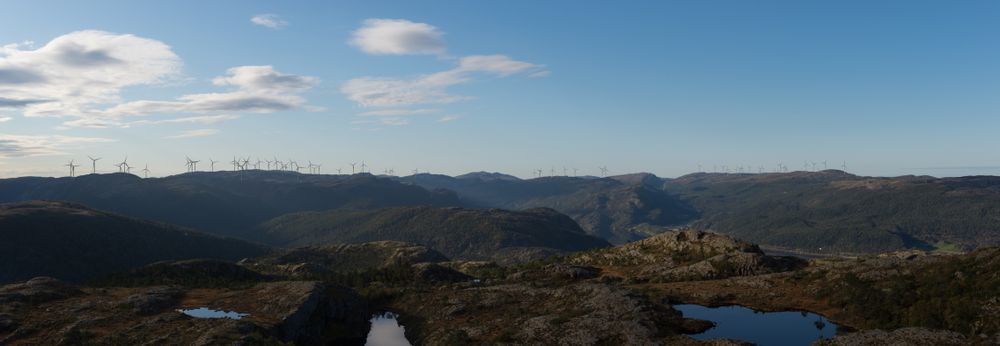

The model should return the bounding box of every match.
[358,108,440,117]
[131,114,241,126]
[341,55,545,107]
[350,19,445,55]
[0,116,11,123]
[251,14,288,29]
[163,128,219,139]
[0,134,115,158]
[437,115,461,123]
[2,32,317,128]
[0,30,182,118]
[379,117,409,126]
[99,65,318,119]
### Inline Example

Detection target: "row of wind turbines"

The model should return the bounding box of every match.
[65,156,150,178]
[63,155,420,178]
[532,166,610,178]
[698,161,849,174]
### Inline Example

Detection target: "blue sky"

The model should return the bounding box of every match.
[1,1,999,178]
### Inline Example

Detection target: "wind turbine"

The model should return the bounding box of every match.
[65,160,79,177]
[360,161,367,173]
[142,164,150,178]
[116,156,129,173]
[336,168,342,174]
[573,168,579,176]
[822,161,828,170]
[841,161,847,171]
[350,162,357,174]
[599,166,609,177]
[412,168,418,175]
[185,156,200,172]
[231,156,239,171]
[87,156,101,174]
[209,158,218,171]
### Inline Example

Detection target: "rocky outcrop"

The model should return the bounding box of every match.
[0,277,82,305]
[96,259,269,287]
[243,241,449,277]
[570,230,806,281]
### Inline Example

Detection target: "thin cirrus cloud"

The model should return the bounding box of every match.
[163,128,219,139]
[340,54,547,108]
[0,134,114,158]
[0,116,11,123]
[350,19,446,55]
[129,114,241,126]
[358,108,440,117]
[251,14,288,29]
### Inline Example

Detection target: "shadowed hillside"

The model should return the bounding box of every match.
[255,206,611,264]
[398,173,698,243]
[0,172,460,239]
[0,201,268,284]
[664,171,1000,253]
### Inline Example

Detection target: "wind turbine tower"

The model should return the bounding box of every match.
[65,160,79,177]
[87,156,101,174]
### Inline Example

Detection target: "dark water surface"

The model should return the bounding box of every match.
[676,304,839,345]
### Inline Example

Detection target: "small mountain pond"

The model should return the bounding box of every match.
[176,307,248,320]
[676,304,840,345]
[365,312,412,346]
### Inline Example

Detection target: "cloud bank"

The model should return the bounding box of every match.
[0,30,181,118]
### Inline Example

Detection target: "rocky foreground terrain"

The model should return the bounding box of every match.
[2,228,998,345]
[0,277,368,345]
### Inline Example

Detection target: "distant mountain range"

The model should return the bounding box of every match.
[4,169,1000,254]
[0,201,267,284]
[0,172,460,238]
[664,171,1000,253]
[255,206,611,264]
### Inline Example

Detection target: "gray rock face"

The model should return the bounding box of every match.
[120,286,183,315]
